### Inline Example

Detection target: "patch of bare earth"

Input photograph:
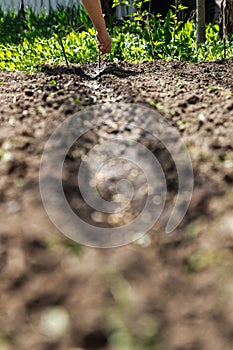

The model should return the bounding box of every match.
[0,59,233,350]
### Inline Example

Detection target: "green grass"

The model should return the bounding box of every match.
[0,6,232,72]
[0,29,98,71]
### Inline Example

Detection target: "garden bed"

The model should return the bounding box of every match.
[0,59,233,350]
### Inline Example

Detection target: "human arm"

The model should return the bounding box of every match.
[82,0,112,54]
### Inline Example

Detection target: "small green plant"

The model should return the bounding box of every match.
[113,0,156,58]
[111,1,233,62]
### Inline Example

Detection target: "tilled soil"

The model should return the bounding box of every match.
[0,59,233,350]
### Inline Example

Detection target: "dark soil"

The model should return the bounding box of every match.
[0,59,233,350]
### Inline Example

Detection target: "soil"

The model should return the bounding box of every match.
[0,59,233,350]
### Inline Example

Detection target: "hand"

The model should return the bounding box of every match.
[96,30,112,54]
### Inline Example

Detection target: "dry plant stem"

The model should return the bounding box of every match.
[56,29,69,68]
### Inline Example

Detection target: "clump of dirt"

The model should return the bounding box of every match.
[0,59,233,350]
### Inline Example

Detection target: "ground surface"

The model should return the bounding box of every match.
[0,59,233,350]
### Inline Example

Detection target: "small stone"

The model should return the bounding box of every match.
[224,160,233,169]
[4,200,20,214]
[8,116,15,126]
[2,152,13,162]
[40,307,70,338]
[22,110,29,117]
[198,113,206,122]
[2,141,12,151]
[91,211,104,223]
[135,234,151,247]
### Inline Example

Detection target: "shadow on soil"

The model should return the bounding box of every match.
[39,63,143,80]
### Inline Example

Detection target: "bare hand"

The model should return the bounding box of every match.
[97,30,112,54]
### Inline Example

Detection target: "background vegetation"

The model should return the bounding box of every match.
[0,4,232,71]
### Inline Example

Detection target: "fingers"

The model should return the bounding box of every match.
[99,43,111,54]
[97,32,112,54]
[99,41,111,54]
